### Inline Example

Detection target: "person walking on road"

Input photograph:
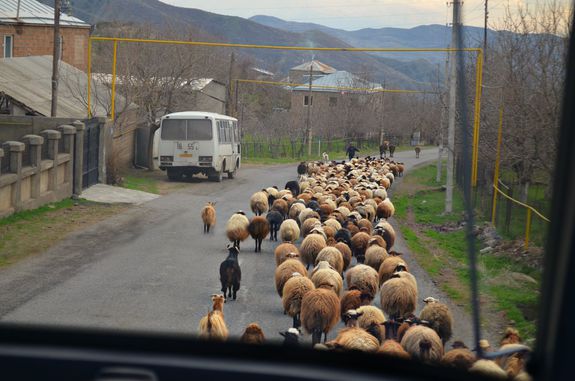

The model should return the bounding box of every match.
[346,143,360,161]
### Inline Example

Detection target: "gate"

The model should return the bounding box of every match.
[82,120,100,188]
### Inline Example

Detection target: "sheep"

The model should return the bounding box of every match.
[327,327,379,353]
[248,216,270,252]
[288,202,306,221]
[272,198,289,218]
[300,234,327,269]
[500,327,522,346]
[324,218,342,231]
[311,261,343,296]
[378,256,409,286]
[266,210,284,241]
[374,188,387,200]
[400,325,444,364]
[240,323,265,344]
[355,305,386,342]
[198,294,228,341]
[282,273,315,328]
[300,288,341,345]
[250,191,269,216]
[364,240,389,271]
[275,257,308,296]
[419,297,453,345]
[280,327,301,347]
[334,228,352,248]
[274,243,300,266]
[380,271,418,319]
[376,198,395,220]
[201,202,216,233]
[357,218,373,233]
[495,343,531,379]
[350,231,371,263]
[374,220,396,250]
[297,161,307,176]
[219,244,241,301]
[334,242,352,271]
[469,360,508,379]
[299,208,319,225]
[285,180,300,198]
[315,246,344,275]
[302,217,321,237]
[226,211,250,249]
[378,339,410,359]
[441,344,476,370]
[345,264,379,301]
[340,290,372,320]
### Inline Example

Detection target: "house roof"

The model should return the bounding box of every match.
[290,60,336,74]
[292,70,382,93]
[0,0,89,27]
[92,75,223,91]
[0,56,132,118]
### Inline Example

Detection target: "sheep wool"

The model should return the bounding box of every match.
[315,246,344,275]
[324,218,342,231]
[378,256,409,286]
[274,243,300,266]
[346,264,379,301]
[300,234,327,269]
[419,297,453,345]
[289,202,306,221]
[379,272,418,319]
[441,348,476,370]
[280,219,301,243]
[329,327,379,353]
[469,360,508,380]
[250,191,269,216]
[302,217,321,237]
[378,339,410,359]
[282,273,315,328]
[225,212,250,246]
[365,244,389,272]
[400,325,444,364]
[334,242,352,271]
[311,261,343,296]
[248,216,270,252]
[340,290,371,320]
[275,258,308,296]
[200,202,216,233]
[301,288,341,345]
[240,323,265,345]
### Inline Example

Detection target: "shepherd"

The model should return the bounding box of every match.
[346,143,360,161]
[379,140,389,159]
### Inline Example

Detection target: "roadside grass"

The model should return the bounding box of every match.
[122,175,160,194]
[394,163,541,343]
[0,198,128,268]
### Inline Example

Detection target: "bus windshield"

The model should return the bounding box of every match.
[161,119,213,141]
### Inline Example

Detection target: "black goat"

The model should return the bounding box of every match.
[219,245,241,301]
[285,180,300,197]
[266,210,283,241]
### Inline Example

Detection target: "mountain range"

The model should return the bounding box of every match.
[42,0,497,87]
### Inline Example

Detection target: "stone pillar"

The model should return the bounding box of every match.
[0,148,4,177]
[41,130,62,191]
[5,141,25,210]
[22,135,44,199]
[72,121,85,195]
[58,125,77,187]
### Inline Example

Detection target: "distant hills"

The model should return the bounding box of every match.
[41,0,497,87]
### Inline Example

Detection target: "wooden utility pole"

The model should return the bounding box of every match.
[445,0,461,214]
[484,0,489,61]
[379,80,386,146]
[306,61,313,156]
[437,62,448,183]
[226,52,235,115]
[51,0,61,117]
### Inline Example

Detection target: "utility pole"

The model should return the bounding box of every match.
[306,60,314,156]
[484,0,489,61]
[226,52,235,115]
[445,0,461,214]
[437,63,447,183]
[379,80,386,146]
[51,0,61,117]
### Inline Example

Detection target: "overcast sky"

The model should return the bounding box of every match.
[159,0,567,30]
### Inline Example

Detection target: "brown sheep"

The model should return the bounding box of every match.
[198,294,228,341]
[500,327,522,346]
[302,217,321,237]
[356,305,386,342]
[376,198,395,220]
[201,202,216,233]
[282,273,315,328]
[419,297,453,345]
[225,211,250,249]
[400,325,444,364]
[469,360,508,379]
[374,220,396,250]
[250,191,269,216]
[323,225,336,240]
[365,241,389,272]
[380,271,418,319]
[495,343,531,379]
[279,219,300,243]
[442,346,476,370]
[315,246,344,275]
[248,216,270,252]
[289,202,306,221]
[275,258,308,296]
[327,327,379,352]
[301,288,341,345]
[240,323,265,344]
[346,264,379,301]
[324,218,342,231]
[378,339,410,359]
[378,256,409,286]
[357,218,373,233]
[300,234,327,269]
[272,198,289,217]
[340,290,371,320]
[274,243,300,266]
[334,242,352,271]
[351,231,371,263]
[311,261,343,296]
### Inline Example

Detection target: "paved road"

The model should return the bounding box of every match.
[0,147,486,345]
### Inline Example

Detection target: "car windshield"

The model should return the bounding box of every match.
[0,0,572,379]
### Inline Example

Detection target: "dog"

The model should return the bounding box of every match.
[322,152,329,162]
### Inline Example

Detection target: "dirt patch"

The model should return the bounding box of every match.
[0,201,129,268]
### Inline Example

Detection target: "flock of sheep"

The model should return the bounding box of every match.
[198,158,532,380]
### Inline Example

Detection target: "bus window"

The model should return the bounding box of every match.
[233,122,239,142]
[187,120,213,140]
[161,119,187,140]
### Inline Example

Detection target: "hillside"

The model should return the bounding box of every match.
[40,0,438,87]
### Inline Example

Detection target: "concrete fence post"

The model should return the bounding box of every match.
[5,141,25,210]
[21,135,44,199]
[0,148,4,177]
[41,129,62,191]
[58,125,77,187]
[72,120,85,195]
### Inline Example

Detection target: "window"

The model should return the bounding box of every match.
[218,120,232,143]
[3,35,13,58]
[161,119,212,140]
[304,95,313,106]
[329,97,337,106]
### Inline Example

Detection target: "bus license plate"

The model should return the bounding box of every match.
[179,153,193,158]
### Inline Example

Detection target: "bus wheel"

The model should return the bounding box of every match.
[210,171,223,182]
[167,168,181,181]
[227,169,236,179]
